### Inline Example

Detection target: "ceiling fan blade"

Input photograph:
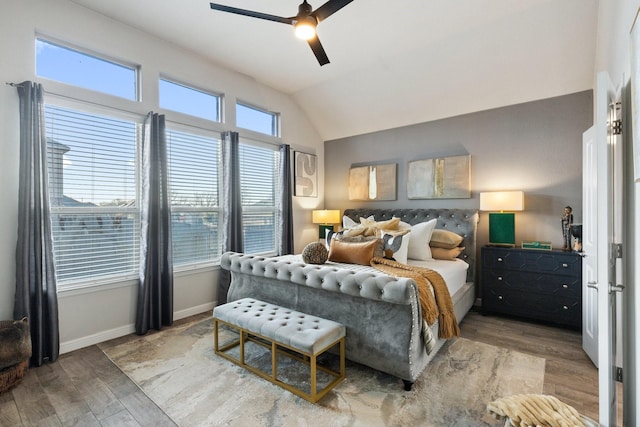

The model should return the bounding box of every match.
[312,0,354,23]
[210,3,293,25]
[307,36,330,66]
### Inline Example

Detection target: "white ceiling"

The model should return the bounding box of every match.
[69,0,599,141]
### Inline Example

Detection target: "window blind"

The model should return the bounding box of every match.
[167,128,221,265]
[239,142,278,254]
[45,104,140,284]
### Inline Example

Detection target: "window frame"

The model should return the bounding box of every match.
[236,101,281,138]
[238,137,280,256]
[36,35,141,102]
[159,75,223,124]
[165,122,223,270]
[44,98,144,289]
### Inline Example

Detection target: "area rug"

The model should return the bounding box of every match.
[100,317,545,427]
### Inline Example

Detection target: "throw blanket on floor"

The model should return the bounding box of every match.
[370,257,460,339]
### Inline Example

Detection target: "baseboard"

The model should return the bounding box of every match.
[60,302,217,355]
[174,301,216,320]
[60,323,135,355]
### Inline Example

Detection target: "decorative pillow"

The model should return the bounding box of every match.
[326,230,384,257]
[430,229,464,249]
[431,246,465,261]
[328,239,379,265]
[407,218,438,261]
[302,241,329,264]
[381,231,411,264]
[342,215,374,230]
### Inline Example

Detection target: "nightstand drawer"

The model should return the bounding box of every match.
[483,288,581,328]
[483,248,581,276]
[483,269,581,298]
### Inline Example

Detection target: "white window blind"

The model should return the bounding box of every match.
[167,128,221,266]
[239,142,278,254]
[45,104,139,285]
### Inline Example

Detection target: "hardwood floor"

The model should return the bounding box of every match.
[0,310,600,426]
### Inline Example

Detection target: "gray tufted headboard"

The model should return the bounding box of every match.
[343,208,479,283]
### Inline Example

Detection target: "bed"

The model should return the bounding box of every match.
[219,208,479,390]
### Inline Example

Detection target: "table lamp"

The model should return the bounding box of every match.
[312,209,341,239]
[480,191,524,247]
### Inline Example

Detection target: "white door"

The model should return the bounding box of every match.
[583,71,621,426]
[582,125,598,365]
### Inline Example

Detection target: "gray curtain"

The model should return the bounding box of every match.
[219,131,242,304]
[278,144,294,255]
[14,81,59,366]
[136,112,173,335]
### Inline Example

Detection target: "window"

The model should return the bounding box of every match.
[167,129,221,266]
[236,103,279,136]
[239,142,278,254]
[45,105,139,285]
[36,38,138,100]
[160,78,221,122]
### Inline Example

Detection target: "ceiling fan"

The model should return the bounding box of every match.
[209,0,354,66]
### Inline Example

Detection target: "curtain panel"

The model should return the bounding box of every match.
[14,81,60,366]
[278,144,294,255]
[136,112,174,335]
[218,131,243,304]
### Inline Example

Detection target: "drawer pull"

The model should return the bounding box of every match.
[498,295,503,300]
[562,263,568,268]
[497,257,503,262]
[562,305,569,310]
[562,284,568,289]
[497,276,503,281]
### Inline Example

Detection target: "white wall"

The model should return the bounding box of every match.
[0,0,324,351]
[594,0,640,423]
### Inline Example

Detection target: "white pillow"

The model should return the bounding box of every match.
[342,215,358,229]
[342,215,374,230]
[407,219,438,261]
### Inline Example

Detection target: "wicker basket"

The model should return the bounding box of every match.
[0,319,31,394]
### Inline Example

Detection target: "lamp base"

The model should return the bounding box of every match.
[318,224,334,239]
[488,212,516,246]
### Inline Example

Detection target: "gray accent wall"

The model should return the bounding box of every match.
[324,90,593,252]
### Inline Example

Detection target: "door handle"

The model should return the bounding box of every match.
[587,281,598,290]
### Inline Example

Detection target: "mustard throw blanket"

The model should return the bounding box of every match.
[370,257,460,339]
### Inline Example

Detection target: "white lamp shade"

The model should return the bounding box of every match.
[480,191,524,212]
[312,209,341,224]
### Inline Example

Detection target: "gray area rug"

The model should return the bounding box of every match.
[100,317,545,427]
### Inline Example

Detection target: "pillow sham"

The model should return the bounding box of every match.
[328,238,380,266]
[431,246,465,261]
[326,230,384,258]
[407,218,438,261]
[429,229,464,249]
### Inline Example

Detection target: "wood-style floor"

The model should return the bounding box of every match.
[0,309,600,426]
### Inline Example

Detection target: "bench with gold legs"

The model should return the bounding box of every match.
[213,298,346,403]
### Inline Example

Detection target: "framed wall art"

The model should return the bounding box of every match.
[348,163,396,201]
[407,155,471,199]
[294,151,318,197]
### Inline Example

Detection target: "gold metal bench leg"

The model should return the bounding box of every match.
[272,340,277,380]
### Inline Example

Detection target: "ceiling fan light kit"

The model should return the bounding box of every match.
[209,0,354,65]
[294,16,317,40]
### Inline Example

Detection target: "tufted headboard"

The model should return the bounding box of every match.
[343,208,479,283]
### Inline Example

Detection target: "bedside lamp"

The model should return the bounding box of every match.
[480,191,524,247]
[312,209,341,239]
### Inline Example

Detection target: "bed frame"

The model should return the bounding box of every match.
[219,208,479,389]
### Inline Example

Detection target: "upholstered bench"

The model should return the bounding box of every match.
[213,298,346,403]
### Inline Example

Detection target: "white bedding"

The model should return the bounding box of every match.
[406,258,469,297]
[283,254,469,297]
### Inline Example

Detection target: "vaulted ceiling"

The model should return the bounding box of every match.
[70,0,599,140]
